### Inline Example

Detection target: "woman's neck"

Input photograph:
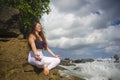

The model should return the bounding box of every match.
[34,31,43,41]
[35,31,39,36]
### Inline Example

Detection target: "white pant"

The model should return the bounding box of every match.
[28,50,60,70]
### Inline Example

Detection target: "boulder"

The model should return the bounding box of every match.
[60,59,76,66]
[73,59,94,63]
[0,38,85,80]
[0,7,21,38]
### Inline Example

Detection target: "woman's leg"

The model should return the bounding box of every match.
[28,51,44,68]
[42,56,60,75]
[28,51,60,75]
[42,56,61,70]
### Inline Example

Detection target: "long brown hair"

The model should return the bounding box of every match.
[32,22,47,50]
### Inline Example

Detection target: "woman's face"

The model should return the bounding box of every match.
[34,23,42,32]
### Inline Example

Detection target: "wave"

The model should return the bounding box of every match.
[59,58,120,80]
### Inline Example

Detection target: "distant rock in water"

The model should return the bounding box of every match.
[0,7,21,38]
[73,59,94,63]
[73,67,81,71]
[60,59,76,66]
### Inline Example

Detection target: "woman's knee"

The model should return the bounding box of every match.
[55,58,61,64]
[28,59,32,64]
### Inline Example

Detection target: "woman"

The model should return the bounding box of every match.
[28,22,61,75]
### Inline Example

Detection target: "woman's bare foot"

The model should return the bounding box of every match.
[44,65,49,75]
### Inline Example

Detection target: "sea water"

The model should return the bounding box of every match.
[59,58,120,80]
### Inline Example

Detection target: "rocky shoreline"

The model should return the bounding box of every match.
[60,58,94,66]
[0,38,84,80]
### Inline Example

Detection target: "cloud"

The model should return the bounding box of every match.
[41,0,120,58]
[52,0,89,13]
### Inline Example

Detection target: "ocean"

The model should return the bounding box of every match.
[59,58,120,80]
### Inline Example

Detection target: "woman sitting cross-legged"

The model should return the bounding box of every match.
[28,22,61,75]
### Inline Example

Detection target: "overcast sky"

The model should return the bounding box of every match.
[41,0,120,59]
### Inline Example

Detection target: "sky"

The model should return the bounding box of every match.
[41,0,120,59]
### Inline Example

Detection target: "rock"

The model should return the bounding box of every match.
[0,7,19,23]
[17,34,24,39]
[0,38,61,80]
[113,54,119,63]
[55,66,68,70]
[60,59,76,66]
[73,59,94,63]
[61,76,85,80]
[0,7,21,38]
[0,38,84,80]
[73,67,81,71]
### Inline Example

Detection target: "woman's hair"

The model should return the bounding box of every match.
[31,22,47,50]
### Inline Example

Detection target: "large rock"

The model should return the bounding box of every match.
[0,7,21,38]
[0,38,61,80]
[0,38,84,80]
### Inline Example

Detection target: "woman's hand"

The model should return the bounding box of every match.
[54,55,61,59]
[35,54,41,61]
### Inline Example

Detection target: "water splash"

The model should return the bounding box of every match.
[59,59,120,80]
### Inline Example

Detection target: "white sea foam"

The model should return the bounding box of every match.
[59,58,120,80]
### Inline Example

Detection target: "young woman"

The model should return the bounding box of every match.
[28,22,61,75]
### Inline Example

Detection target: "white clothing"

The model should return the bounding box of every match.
[28,50,60,70]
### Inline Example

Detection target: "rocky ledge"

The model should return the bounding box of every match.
[0,38,84,80]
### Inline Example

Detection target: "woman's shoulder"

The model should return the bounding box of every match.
[28,33,35,39]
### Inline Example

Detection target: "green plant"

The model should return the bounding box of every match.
[0,0,50,38]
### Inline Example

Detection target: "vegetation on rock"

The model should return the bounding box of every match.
[0,0,50,38]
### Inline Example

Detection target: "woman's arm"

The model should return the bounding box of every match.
[46,47,60,58]
[28,34,41,61]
